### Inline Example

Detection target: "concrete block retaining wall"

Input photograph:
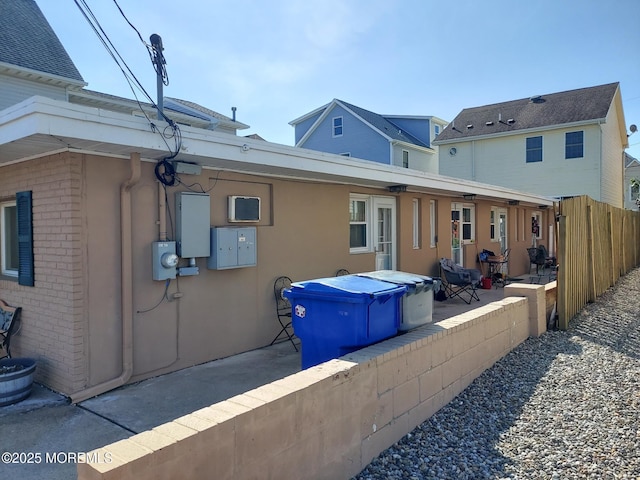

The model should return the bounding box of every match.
[79,291,543,480]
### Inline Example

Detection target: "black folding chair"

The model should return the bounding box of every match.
[439,258,482,304]
[270,276,298,351]
[0,299,22,359]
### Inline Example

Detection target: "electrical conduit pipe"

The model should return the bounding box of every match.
[70,152,140,403]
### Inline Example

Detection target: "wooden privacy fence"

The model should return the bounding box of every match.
[557,196,640,329]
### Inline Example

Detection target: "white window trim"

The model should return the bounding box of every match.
[429,200,437,248]
[412,199,420,249]
[349,194,371,254]
[332,116,343,138]
[452,203,476,245]
[1,200,18,277]
[402,150,409,168]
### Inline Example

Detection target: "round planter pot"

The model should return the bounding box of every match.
[0,358,37,407]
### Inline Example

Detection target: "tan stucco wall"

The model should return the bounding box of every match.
[78,295,531,480]
[1,150,548,396]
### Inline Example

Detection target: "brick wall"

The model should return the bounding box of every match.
[0,152,86,393]
[78,296,531,480]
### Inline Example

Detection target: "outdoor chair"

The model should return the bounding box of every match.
[527,245,555,283]
[439,258,482,304]
[270,276,298,351]
[335,269,350,276]
[0,299,22,359]
[488,248,511,288]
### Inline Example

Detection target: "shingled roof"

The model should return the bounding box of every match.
[0,0,84,82]
[435,83,619,143]
[337,100,430,148]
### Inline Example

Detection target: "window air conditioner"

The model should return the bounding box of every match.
[228,196,260,222]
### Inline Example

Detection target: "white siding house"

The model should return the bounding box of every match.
[434,83,630,208]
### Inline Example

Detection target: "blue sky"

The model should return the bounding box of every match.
[37,0,640,159]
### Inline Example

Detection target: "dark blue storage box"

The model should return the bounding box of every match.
[283,275,406,369]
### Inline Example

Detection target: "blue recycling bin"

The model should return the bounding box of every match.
[283,275,406,369]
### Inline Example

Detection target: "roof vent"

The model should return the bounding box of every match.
[529,95,545,103]
[486,121,494,126]
[507,118,515,124]
[466,124,473,129]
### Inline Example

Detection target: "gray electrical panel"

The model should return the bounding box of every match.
[208,227,257,270]
[176,192,210,258]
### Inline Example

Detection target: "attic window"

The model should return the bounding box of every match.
[332,117,343,137]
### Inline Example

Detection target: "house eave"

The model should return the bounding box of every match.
[0,62,87,89]
[391,139,436,154]
[0,96,554,208]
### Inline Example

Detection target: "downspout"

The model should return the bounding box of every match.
[70,152,141,403]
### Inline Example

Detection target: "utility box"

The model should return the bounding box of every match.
[152,241,178,281]
[207,227,257,270]
[175,192,210,258]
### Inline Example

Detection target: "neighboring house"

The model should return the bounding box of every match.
[624,152,640,210]
[290,99,447,173]
[1,0,555,400]
[434,83,630,208]
[0,0,249,135]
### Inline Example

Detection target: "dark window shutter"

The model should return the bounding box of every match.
[16,191,34,287]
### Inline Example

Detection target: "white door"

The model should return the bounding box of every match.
[451,203,463,266]
[498,209,508,254]
[373,197,396,270]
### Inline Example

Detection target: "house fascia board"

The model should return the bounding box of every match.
[0,61,87,89]
[0,96,554,207]
[433,118,607,145]
[288,101,332,126]
[390,139,435,154]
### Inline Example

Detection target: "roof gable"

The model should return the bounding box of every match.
[294,99,430,149]
[435,83,619,143]
[0,0,84,82]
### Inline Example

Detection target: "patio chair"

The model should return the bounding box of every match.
[335,269,350,276]
[527,245,554,283]
[270,276,298,351]
[0,299,22,359]
[489,248,511,288]
[439,258,482,304]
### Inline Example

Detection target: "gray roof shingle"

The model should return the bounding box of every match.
[435,83,619,143]
[338,100,430,148]
[0,0,84,82]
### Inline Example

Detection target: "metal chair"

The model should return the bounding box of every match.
[527,245,553,283]
[488,248,511,288]
[0,299,22,359]
[270,276,298,351]
[439,258,482,304]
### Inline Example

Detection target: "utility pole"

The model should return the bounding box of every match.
[150,34,164,120]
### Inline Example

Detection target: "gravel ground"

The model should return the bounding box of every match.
[353,268,640,480]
